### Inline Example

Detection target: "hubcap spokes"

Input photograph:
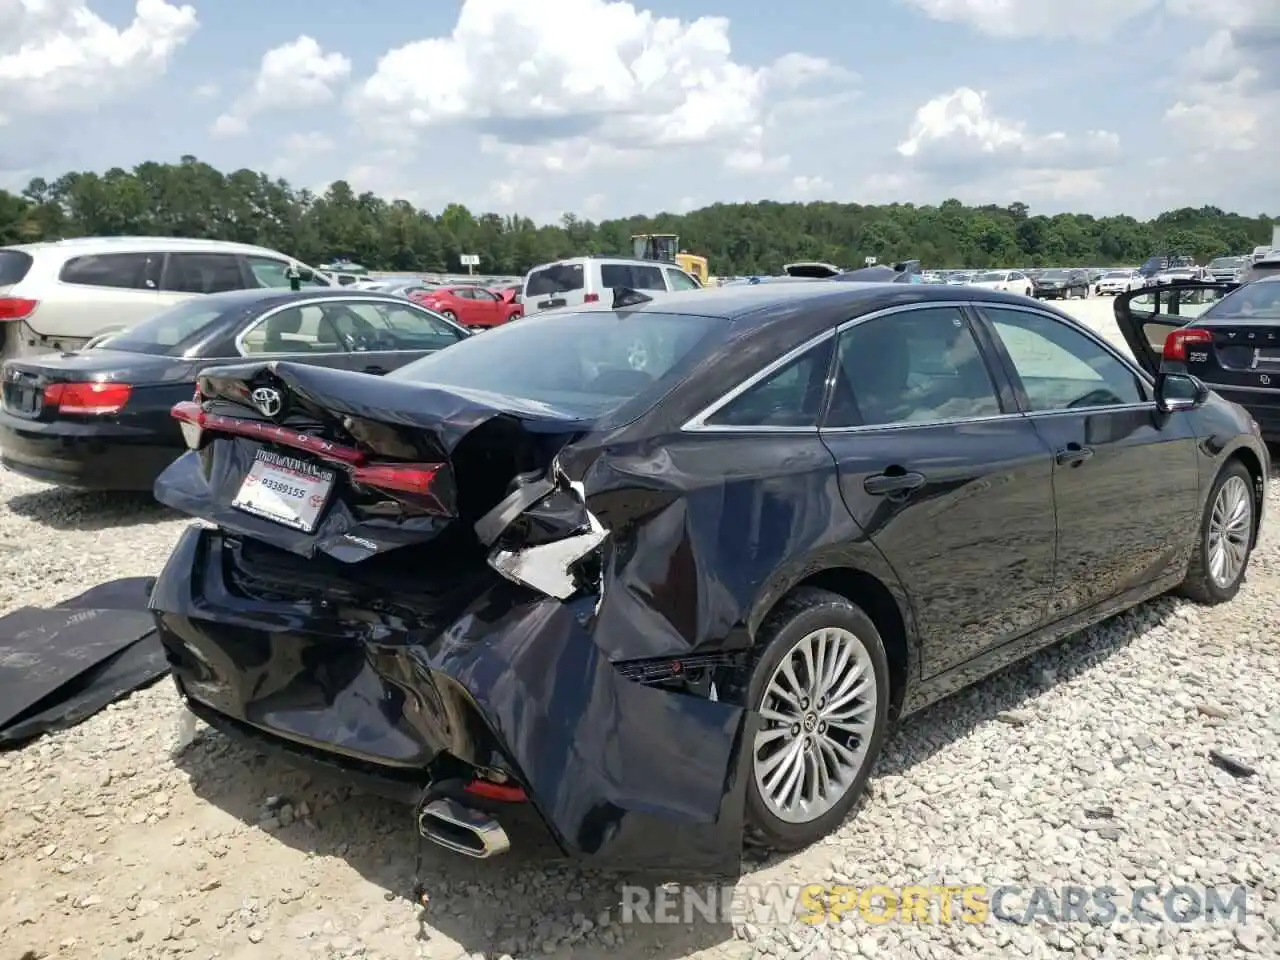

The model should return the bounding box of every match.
[1207,475,1251,589]
[753,627,877,824]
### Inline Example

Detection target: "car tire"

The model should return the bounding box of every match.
[1177,460,1256,605]
[743,587,891,853]
[440,310,457,322]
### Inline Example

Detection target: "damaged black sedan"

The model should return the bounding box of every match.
[150,282,1267,874]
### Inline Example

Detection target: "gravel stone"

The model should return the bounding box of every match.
[1,304,1278,960]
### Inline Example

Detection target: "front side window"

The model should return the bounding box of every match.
[161,253,247,294]
[982,306,1144,411]
[340,301,466,350]
[704,340,835,428]
[826,307,1002,427]
[666,268,700,291]
[244,256,329,289]
[59,253,160,290]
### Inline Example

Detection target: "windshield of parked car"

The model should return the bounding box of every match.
[1103,271,1129,278]
[1041,270,1068,279]
[1201,278,1280,319]
[90,298,233,356]
[1208,258,1240,269]
[389,310,724,418]
[976,272,1006,281]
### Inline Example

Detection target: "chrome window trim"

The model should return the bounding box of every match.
[682,299,1166,435]
[681,301,977,433]
[234,295,467,357]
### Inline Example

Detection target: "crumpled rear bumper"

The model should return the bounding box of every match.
[152,525,753,874]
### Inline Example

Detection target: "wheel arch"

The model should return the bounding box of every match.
[1222,444,1266,548]
[749,562,916,722]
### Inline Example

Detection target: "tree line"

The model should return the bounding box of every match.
[0,155,1273,276]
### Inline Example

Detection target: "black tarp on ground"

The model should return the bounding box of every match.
[0,577,168,747]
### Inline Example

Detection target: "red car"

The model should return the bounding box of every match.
[410,285,522,329]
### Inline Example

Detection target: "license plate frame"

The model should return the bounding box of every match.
[231,450,335,533]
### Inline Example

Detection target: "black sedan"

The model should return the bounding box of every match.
[1031,268,1091,299]
[0,288,469,491]
[1116,273,1280,440]
[149,282,1266,875]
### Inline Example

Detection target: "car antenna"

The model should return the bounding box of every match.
[612,287,653,309]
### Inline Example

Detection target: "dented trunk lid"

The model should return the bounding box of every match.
[154,360,594,562]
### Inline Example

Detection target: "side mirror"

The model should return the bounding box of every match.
[294,268,316,281]
[1155,371,1209,413]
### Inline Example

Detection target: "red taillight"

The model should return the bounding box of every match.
[583,293,599,303]
[463,780,527,803]
[1162,327,1212,362]
[350,462,440,494]
[169,402,450,511]
[44,381,131,415]
[0,297,37,321]
[170,401,364,463]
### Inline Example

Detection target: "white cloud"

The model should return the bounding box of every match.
[0,0,197,123]
[898,87,1120,169]
[213,36,351,136]
[1162,2,1279,154]
[892,87,1121,204]
[898,0,1158,40]
[347,0,847,179]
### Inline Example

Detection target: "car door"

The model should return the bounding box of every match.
[325,299,469,373]
[818,304,1057,676]
[467,287,504,326]
[974,302,1201,617]
[234,302,353,371]
[1112,283,1237,374]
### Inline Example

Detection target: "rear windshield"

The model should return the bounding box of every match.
[525,264,584,296]
[388,310,723,418]
[1201,279,1280,320]
[0,249,34,285]
[976,272,1005,281]
[93,298,233,355]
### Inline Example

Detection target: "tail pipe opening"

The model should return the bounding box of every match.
[416,795,511,859]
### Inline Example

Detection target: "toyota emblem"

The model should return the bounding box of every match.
[251,387,284,418]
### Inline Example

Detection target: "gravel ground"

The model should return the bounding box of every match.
[2,297,1278,960]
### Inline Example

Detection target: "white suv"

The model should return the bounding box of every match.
[0,236,329,359]
[523,256,702,313]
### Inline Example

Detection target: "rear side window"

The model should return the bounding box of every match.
[826,308,1002,427]
[600,264,666,290]
[526,264,584,296]
[59,253,160,290]
[0,250,33,285]
[161,253,247,294]
[705,340,835,428]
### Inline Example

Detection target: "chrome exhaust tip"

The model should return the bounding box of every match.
[416,797,510,858]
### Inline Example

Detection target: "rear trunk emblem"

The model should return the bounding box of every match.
[251,387,284,418]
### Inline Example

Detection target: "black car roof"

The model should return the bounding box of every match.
[598,281,1040,329]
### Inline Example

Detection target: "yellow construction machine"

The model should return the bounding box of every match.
[631,234,709,286]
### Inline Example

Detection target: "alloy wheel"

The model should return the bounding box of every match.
[1207,475,1252,589]
[752,627,877,824]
